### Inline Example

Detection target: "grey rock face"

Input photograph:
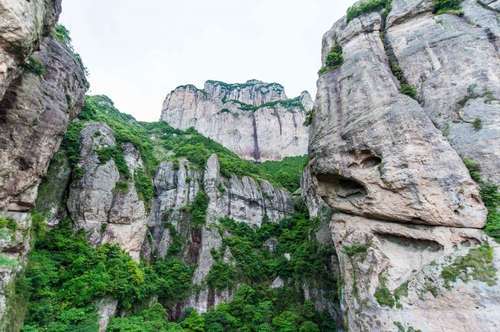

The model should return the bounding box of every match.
[0,37,88,212]
[161,80,310,161]
[96,297,118,332]
[0,0,62,99]
[0,2,87,326]
[310,2,498,330]
[146,154,295,312]
[67,123,148,260]
[386,0,500,184]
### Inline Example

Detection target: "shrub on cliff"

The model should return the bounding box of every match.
[433,0,464,15]
[346,0,392,22]
[318,44,343,75]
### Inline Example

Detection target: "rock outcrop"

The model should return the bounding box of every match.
[145,154,295,313]
[161,80,311,161]
[67,123,148,260]
[0,0,88,329]
[386,0,500,185]
[0,0,62,98]
[306,0,500,330]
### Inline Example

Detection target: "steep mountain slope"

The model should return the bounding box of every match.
[1,0,499,331]
[22,95,338,331]
[305,0,500,331]
[161,80,311,161]
[0,1,88,329]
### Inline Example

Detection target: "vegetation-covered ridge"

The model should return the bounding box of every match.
[21,207,337,331]
[206,79,285,92]
[72,95,307,192]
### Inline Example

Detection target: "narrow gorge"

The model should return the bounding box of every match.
[0,0,499,331]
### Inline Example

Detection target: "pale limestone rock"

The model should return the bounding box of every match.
[386,0,500,184]
[0,37,88,212]
[161,80,309,161]
[312,11,486,229]
[271,277,284,289]
[332,213,500,332]
[146,154,295,313]
[310,2,499,330]
[67,123,147,260]
[96,297,118,332]
[0,0,61,98]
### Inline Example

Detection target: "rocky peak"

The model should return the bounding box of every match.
[161,80,310,161]
[305,0,500,330]
[203,79,287,105]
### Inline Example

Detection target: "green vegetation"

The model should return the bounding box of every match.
[374,274,395,307]
[0,254,18,268]
[206,259,237,291]
[52,24,71,45]
[394,322,422,332]
[213,213,337,293]
[400,83,418,99]
[226,96,306,112]
[432,0,463,16]
[60,121,85,180]
[80,96,158,177]
[374,274,408,308]
[346,0,392,22]
[441,244,497,289]
[342,243,368,258]
[21,56,46,76]
[258,156,308,192]
[463,158,481,182]
[473,118,482,131]
[21,212,337,331]
[304,109,314,127]
[134,168,154,211]
[0,216,17,232]
[189,190,209,227]
[107,304,182,331]
[78,95,306,192]
[207,80,284,93]
[21,220,194,331]
[51,24,88,75]
[463,158,500,241]
[96,146,130,179]
[318,44,343,75]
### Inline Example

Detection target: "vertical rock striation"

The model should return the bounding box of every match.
[385,0,500,185]
[160,80,311,161]
[307,0,500,330]
[67,123,148,260]
[145,154,295,313]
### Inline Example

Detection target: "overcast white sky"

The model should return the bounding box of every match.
[60,0,354,121]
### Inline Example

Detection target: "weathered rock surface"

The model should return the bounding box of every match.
[161,80,310,161]
[0,36,88,212]
[386,0,500,184]
[145,154,295,312]
[0,1,87,327]
[308,1,499,330]
[0,0,62,98]
[67,123,148,260]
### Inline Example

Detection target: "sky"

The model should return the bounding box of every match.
[60,0,355,121]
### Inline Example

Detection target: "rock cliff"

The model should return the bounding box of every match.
[144,154,295,312]
[67,123,148,260]
[0,0,88,329]
[160,80,311,161]
[306,0,500,331]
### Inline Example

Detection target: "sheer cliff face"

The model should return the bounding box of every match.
[144,154,295,313]
[161,80,311,161]
[307,0,500,331]
[0,0,88,329]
